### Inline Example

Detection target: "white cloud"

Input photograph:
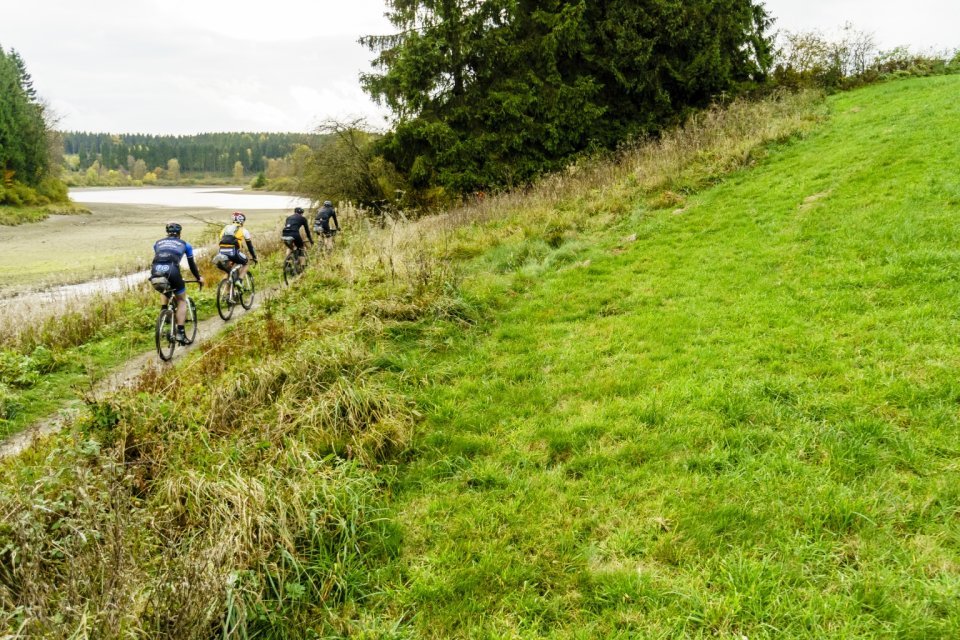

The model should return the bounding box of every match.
[2,1,956,135]
[762,0,960,50]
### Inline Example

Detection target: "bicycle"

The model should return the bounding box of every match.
[282,237,311,286]
[151,279,200,361]
[318,228,339,257]
[216,262,255,321]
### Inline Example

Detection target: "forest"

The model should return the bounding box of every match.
[61,131,326,179]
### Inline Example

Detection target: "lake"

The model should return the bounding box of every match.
[70,186,311,210]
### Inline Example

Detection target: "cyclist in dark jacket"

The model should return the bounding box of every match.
[314,200,340,252]
[282,207,313,268]
[151,222,204,344]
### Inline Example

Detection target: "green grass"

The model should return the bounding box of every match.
[0,202,89,226]
[360,75,960,637]
[4,78,958,638]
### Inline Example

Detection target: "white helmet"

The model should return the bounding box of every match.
[232,211,246,224]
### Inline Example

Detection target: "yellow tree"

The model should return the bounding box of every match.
[166,158,180,181]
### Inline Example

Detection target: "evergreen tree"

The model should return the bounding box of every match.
[0,45,50,187]
[362,0,774,193]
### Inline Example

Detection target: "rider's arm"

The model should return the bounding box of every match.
[184,243,202,280]
[302,218,314,244]
[332,211,340,230]
[186,256,201,280]
[246,240,258,261]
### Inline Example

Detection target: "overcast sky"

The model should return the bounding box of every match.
[1,1,957,136]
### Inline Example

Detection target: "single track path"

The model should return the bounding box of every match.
[0,280,283,459]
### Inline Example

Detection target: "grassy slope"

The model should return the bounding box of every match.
[373,76,960,636]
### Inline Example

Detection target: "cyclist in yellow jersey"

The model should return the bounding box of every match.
[214,211,258,282]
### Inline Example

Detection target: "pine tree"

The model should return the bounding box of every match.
[0,45,50,187]
[362,0,774,194]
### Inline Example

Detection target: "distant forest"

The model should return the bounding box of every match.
[61,132,326,176]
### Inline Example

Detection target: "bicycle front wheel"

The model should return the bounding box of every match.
[183,297,198,344]
[216,278,235,321]
[155,309,176,361]
[240,273,255,310]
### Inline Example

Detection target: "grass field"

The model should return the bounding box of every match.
[3,77,960,638]
[365,76,960,636]
[0,202,89,227]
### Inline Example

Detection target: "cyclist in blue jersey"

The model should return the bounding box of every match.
[151,222,204,344]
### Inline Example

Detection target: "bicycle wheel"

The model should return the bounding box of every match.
[240,272,255,310]
[216,278,235,321]
[155,309,176,361]
[183,298,198,344]
[283,254,296,286]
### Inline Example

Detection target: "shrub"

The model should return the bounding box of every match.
[37,177,69,203]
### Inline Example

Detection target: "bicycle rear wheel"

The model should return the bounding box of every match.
[183,298,198,344]
[240,273,255,310]
[216,278,235,320]
[283,255,296,286]
[155,309,176,361]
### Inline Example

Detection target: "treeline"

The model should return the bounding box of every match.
[301,5,959,214]
[61,131,327,183]
[773,23,960,90]
[0,44,66,206]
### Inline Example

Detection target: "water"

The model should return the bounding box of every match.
[70,186,311,210]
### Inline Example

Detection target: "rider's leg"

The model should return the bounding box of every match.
[174,292,188,326]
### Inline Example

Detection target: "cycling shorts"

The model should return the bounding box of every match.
[218,247,248,266]
[315,225,337,238]
[282,234,304,249]
[150,261,185,295]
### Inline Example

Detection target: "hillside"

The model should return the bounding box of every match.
[2,76,959,638]
[370,75,960,636]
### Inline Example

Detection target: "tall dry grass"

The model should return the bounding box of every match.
[0,89,825,638]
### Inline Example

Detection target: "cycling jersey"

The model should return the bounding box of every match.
[153,237,194,264]
[219,223,251,248]
[152,237,199,295]
[314,205,339,232]
[282,213,313,246]
[219,223,257,263]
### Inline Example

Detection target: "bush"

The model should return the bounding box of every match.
[37,177,69,203]
[0,182,40,206]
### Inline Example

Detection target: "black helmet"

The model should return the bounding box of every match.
[323,200,332,207]
[166,222,182,236]
[294,207,304,214]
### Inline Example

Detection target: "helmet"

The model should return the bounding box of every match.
[294,207,304,214]
[232,211,246,224]
[323,201,332,207]
[166,222,182,236]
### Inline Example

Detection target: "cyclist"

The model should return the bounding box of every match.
[314,200,340,252]
[281,206,313,269]
[216,211,258,285]
[151,222,204,344]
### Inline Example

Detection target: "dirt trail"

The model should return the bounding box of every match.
[0,283,280,460]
